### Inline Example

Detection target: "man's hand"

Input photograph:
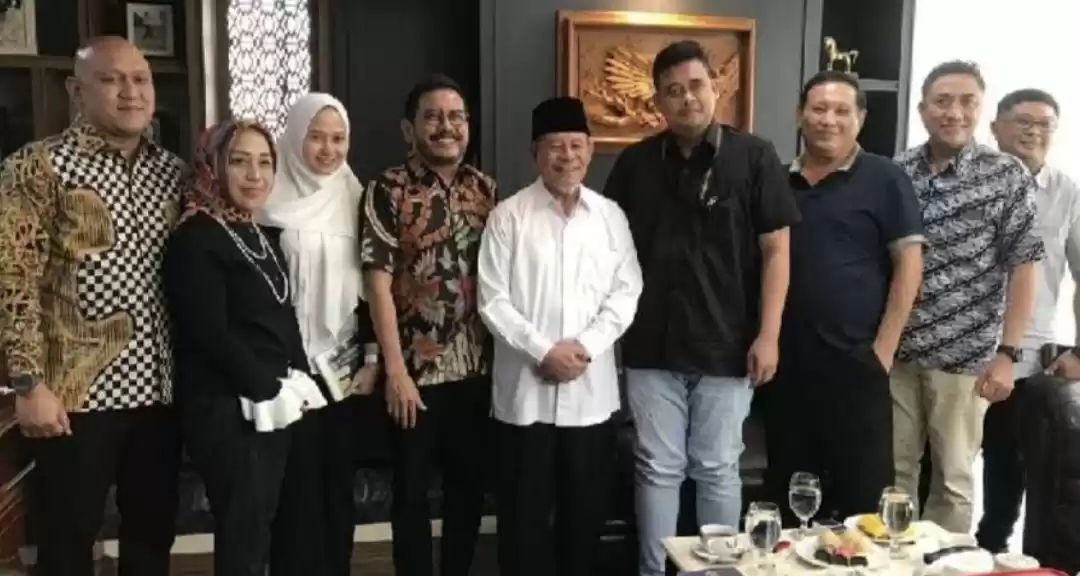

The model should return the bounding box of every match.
[975,355,1015,403]
[747,335,778,386]
[385,367,426,428]
[540,340,590,383]
[1047,350,1080,380]
[16,385,71,439]
[872,339,895,373]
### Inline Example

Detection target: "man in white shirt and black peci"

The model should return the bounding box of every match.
[477,96,644,576]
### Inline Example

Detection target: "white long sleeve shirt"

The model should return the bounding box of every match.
[478,179,643,427]
[1017,165,1080,377]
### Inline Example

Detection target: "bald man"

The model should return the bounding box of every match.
[0,37,184,575]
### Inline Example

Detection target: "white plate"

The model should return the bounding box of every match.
[844,515,919,544]
[933,549,995,575]
[690,541,745,565]
[793,537,889,571]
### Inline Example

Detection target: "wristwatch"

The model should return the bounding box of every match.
[9,374,38,396]
[996,345,1021,363]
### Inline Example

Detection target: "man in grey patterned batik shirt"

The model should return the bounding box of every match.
[892,61,1044,534]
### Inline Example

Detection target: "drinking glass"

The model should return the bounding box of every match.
[788,472,822,538]
[879,486,915,559]
[745,502,782,575]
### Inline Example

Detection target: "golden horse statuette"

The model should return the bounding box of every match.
[823,36,859,75]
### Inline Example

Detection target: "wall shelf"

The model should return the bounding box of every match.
[0,55,72,70]
[0,0,206,160]
[859,78,900,92]
[801,0,915,156]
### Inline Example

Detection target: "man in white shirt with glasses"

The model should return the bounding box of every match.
[978,87,1080,552]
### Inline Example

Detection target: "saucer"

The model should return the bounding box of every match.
[691,541,745,565]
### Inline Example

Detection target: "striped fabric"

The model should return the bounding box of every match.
[895,142,1045,374]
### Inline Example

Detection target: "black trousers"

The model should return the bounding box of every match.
[390,375,491,576]
[765,334,894,525]
[269,410,327,576]
[280,394,386,576]
[271,388,393,576]
[496,418,612,576]
[975,376,1029,552]
[180,395,292,576]
[320,397,367,576]
[33,405,180,576]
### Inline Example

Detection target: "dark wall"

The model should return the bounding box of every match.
[330,0,481,182]
[477,0,808,194]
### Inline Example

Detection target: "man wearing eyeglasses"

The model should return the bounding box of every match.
[893,62,1044,534]
[362,73,496,576]
[976,88,1080,552]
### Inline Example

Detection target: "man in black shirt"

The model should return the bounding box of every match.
[766,71,923,524]
[603,40,799,576]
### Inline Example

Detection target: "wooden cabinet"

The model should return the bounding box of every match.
[0,354,31,569]
[0,0,207,161]
[801,0,915,156]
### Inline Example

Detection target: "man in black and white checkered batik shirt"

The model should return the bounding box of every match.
[891,60,1044,535]
[0,37,186,575]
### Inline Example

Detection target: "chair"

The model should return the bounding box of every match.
[1018,373,1080,575]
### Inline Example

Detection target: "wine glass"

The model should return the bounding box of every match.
[879,486,915,559]
[745,502,782,575]
[788,472,822,538]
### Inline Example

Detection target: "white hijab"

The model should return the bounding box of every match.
[259,93,365,361]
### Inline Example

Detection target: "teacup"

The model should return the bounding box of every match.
[699,524,742,560]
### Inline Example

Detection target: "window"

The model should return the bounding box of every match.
[225,0,312,138]
[907,0,1079,343]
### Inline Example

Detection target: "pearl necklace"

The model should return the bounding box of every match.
[212,215,289,304]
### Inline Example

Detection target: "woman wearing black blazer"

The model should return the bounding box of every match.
[163,120,324,576]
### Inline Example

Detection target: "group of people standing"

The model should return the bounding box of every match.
[0,31,1076,576]
[765,58,1080,561]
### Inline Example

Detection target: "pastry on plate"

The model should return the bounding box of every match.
[856,514,916,540]
[813,528,872,566]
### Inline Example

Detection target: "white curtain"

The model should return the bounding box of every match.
[907,0,1080,344]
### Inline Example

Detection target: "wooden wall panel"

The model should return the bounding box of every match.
[0,350,31,568]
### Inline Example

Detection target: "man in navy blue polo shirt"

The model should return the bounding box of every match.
[765,71,924,523]
[603,40,799,576]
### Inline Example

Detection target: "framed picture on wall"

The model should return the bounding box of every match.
[126,2,175,57]
[557,10,756,150]
[0,0,38,55]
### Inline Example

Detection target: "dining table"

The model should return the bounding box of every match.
[663,520,979,575]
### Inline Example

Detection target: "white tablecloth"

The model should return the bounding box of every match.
[663,521,962,575]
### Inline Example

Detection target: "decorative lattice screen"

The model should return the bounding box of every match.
[226,0,312,137]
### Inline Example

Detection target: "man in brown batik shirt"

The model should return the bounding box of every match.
[0,38,183,576]
[361,73,496,576]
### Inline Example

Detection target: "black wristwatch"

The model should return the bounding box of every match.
[9,371,39,395]
[9,374,38,396]
[996,345,1021,363]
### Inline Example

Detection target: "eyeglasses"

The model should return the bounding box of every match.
[1009,116,1057,133]
[421,110,469,127]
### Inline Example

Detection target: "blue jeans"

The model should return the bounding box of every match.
[626,369,753,576]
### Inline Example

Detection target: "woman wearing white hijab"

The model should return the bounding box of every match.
[260,92,378,576]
